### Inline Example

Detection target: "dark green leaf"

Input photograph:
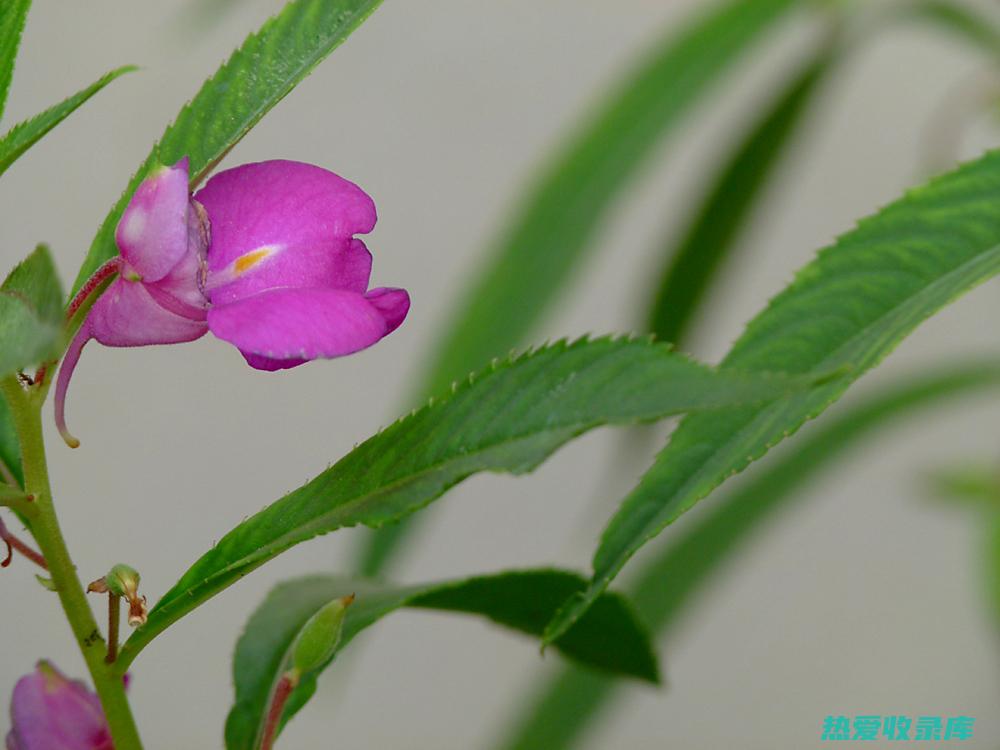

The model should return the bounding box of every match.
[73,0,384,293]
[0,66,135,177]
[0,394,21,486]
[0,245,64,377]
[226,570,658,750]
[119,337,824,667]
[356,0,806,579]
[0,0,30,123]
[543,148,1000,645]
[648,44,836,345]
[498,360,1000,749]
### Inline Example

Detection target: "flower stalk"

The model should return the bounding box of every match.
[0,375,144,750]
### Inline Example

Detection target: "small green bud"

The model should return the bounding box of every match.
[87,563,148,627]
[291,594,354,675]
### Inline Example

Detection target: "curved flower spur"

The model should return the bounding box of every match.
[55,158,409,447]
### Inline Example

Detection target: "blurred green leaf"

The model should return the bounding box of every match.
[543,148,1000,646]
[0,395,21,486]
[357,0,806,579]
[0,66,135,177]
[899,0,1000,59]
[73,0,384,293]
[497,359,1000,749]
[0,0,31,123]
[119,337,825,668]
[648,45,836,345]
[226,570,658,750]
[0,245,63,377]
[928,465,1000,509]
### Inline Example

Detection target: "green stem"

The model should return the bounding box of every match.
[0,376,144,750]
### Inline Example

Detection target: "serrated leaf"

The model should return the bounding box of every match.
[648,44,836,345]
[542,148,1000,646]
[0,245,64,377]
[356,0,806,578]
[73,0,384,293]
[0,0,31,123]
[0,66,135,177]
[497,359,1000,750]
[226,570,658,750]
[118,337,825,667]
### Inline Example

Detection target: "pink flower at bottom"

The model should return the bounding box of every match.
[6,662,113,750]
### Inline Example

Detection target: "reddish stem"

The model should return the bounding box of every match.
[0,516,47,570]
[259,673,298,750]
[106,594,121,664]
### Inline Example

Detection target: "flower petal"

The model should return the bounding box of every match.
[365,287,410,334]
[207,287,401,365]
[115,160,192,283]
[8,663,113,750]
[88,278,207,347]
[195,160,377,277]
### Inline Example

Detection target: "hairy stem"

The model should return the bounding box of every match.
[0,376,144,750]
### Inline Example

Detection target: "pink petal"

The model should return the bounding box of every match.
[203,236,373,307]
[194,160,377,277]
[7,663,112,750]
[115,160,192,283]
[365,287,410,334]
[207,287,401,366]
[88,278,207,347]
[241,353,310,371]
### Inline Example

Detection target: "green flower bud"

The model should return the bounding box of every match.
[291,594,354,676]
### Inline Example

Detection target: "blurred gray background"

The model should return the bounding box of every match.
[2,1,1000,747]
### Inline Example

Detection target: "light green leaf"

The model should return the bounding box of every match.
[0,0,31,123]
[73,0,384,293]
[226,570,658,750]
[0,66,135,177]
[898,1,1000,60]
[418,0,803,398]
[119,337,825,668]
[648,44,836,345]
[497,360,1000,749]
[543,148,1000,646]
[0,245,63,377]
[356,0,807,578]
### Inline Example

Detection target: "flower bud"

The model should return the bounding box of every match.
[290,594,354,676]
[87,563,148,627]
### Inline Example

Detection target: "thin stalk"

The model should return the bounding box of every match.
[106,594,121,664]
[0,376,144,750]
[259,672,298,750]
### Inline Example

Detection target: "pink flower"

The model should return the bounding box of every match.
[55,159,409,445]
[5,662,113,750]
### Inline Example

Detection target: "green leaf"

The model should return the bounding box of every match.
[355,0,806,580]
[647,44,836,345]
[0,245,64,377]
[497,359,1000,750]
[119,337,823,668]
[0,66,135,177]
[226,570,658,750]
[898,1,1000,60]
[0,0,31,123]
[542,148,1000,646]
[416,0,802,399]
[928,466,1000,509]
[73,0,384,294]
[0,394,21,486]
